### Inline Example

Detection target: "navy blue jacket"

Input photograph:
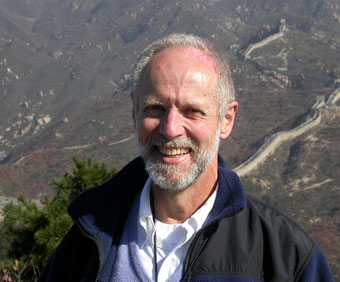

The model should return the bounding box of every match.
[39,156,334,282]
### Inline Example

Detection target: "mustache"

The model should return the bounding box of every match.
[144,135,198,152]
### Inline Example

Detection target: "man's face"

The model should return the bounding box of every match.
[135,47,222,190]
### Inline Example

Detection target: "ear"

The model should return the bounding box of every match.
[220,101,238,140]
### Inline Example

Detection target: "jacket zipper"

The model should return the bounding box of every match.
[75,221,104,282]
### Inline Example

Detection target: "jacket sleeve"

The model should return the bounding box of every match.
[298,245,334,282]
[38,224,99,282]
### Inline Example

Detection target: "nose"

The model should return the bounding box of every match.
[159,110,185,139]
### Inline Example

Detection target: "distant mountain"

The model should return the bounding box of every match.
[0,0,340,275]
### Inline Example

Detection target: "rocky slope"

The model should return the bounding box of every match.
[0,0,339,275]
[1,0,339,197]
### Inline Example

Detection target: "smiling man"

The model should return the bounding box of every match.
[39,34,334,282]
[136,46,237,219]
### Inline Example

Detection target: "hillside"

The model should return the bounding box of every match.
[1,0,340,197]
[0,0,339,276]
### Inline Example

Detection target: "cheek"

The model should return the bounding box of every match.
[187,121,219,145]
[138,118,160,142]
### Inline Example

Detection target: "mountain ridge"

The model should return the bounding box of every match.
[0,0,339,275]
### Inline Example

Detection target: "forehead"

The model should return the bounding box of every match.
[138,46,217,90]
[135,46,218,108]
[150,46,216,74]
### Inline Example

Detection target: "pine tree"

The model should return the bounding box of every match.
[0,156,116,281]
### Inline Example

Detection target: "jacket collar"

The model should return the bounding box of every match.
[68,155,247,239]
[208,154,247,224]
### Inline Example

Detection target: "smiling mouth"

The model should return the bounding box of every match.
[158,146,191,157]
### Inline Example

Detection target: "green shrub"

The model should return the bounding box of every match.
[0,156,116,281]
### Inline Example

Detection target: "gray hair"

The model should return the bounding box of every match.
[132,33,235,120]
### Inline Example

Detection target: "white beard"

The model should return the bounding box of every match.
[139,125,221,191]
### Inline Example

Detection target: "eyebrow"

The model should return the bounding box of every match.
[142,98,209,113]
[142,96,164,106]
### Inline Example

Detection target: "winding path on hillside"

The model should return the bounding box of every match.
[242,19,287,60]
[236,18,340,176]
[233,87,340,176]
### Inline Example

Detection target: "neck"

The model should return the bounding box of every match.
[151,157,218,224]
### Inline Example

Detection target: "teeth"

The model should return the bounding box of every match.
[159,147,190,156]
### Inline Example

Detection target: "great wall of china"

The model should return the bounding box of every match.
[242,19,287,60]
[235,19,340,176]
[234,87,340,176]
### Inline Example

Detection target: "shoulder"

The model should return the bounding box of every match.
[243,195,315,279]
[246,195,314,250]
[190,195,315,281]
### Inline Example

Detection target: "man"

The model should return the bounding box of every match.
[39,34,334,281]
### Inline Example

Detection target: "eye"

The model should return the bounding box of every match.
[184,108,204,118]
[143,104,165,117]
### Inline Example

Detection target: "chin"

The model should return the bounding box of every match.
[144,157,205,191]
